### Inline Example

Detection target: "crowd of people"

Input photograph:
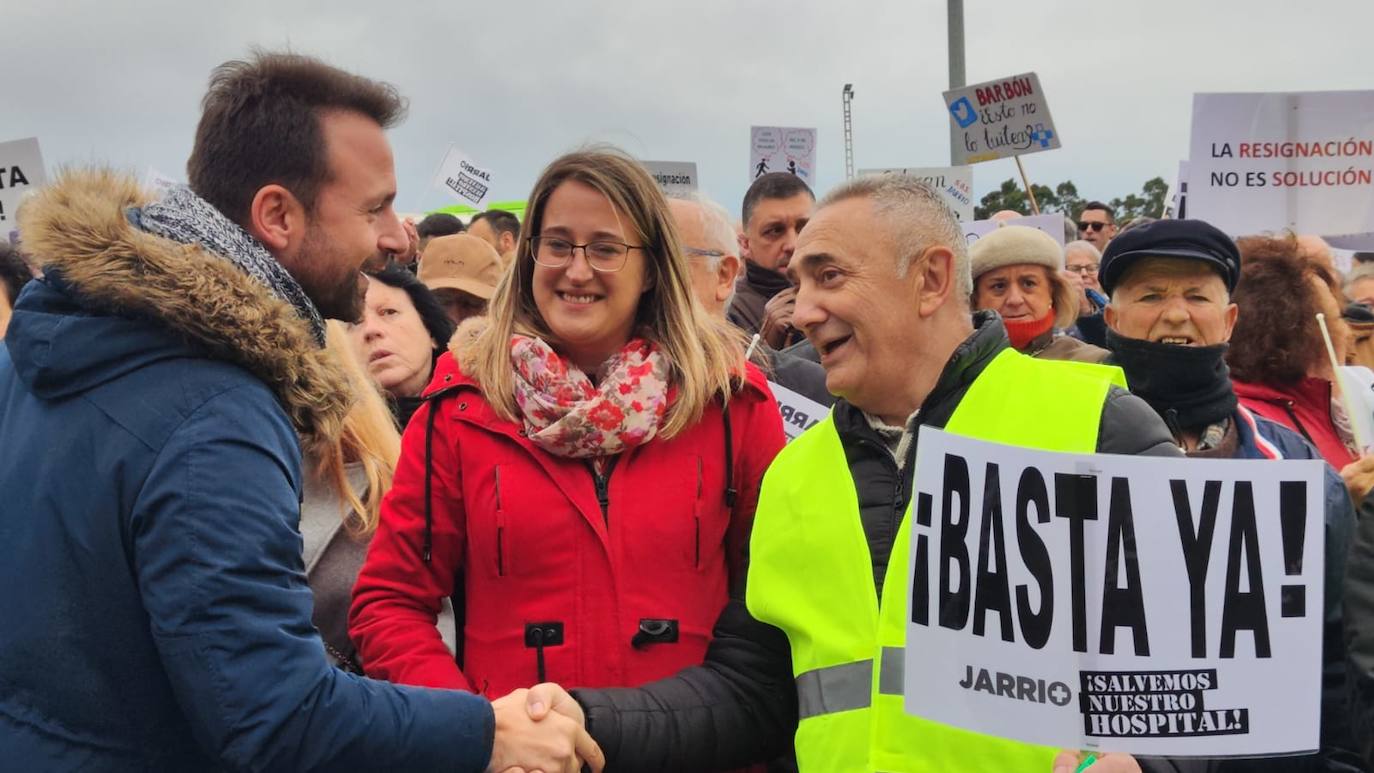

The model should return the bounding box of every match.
[4,50,1374,773]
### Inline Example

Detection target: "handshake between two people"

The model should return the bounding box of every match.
[487,683,604,773]
[481,682,1143,773]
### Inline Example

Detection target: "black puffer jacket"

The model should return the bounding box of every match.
[573,313,1197,772]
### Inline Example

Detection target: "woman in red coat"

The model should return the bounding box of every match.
[349,149,786,697]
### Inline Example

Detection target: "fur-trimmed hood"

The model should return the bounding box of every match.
[14,169,349,451]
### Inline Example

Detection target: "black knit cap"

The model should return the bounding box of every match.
[1098,219,1240,296]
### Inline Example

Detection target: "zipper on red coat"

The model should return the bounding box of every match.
[495,465,506,576]
[592,467,611,524]
[694,456,703,568]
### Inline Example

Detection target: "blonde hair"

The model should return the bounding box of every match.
[314,321,401,535]
[463,148,747,437]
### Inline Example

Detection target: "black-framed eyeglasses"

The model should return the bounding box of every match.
[529,236,644,273]
[1078,221,1108,233]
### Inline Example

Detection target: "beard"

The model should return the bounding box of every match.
[293,224,380,323]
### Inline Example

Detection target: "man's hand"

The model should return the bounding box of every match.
[524,682,586,726]
[1052,750,1141,773]
[1342,455,1374,503]
[487,687,604,773]
[759,285,798,349]
[396,218,420,265]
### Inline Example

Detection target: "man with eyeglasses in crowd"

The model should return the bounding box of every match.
[1064,238,1109,346]
[1077,200,1118,252]
[667,193,832,407]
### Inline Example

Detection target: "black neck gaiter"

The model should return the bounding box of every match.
[745,259,792,299]
[1106,330,1238,431]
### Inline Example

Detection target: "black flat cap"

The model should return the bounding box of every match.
[1098,219,1240,296]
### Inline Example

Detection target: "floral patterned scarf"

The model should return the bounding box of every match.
[510,335,670,459]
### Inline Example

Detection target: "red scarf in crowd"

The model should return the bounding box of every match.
[1003,311,1056,351]
[510,335,670,459]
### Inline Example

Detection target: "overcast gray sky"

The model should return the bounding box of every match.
[4,0,1367,218]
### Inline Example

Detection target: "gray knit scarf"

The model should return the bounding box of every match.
[134,185,326,346]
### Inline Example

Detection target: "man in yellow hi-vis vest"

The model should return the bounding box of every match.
[565,176,1217,773]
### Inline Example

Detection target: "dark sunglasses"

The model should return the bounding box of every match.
[1078,221,1108,233]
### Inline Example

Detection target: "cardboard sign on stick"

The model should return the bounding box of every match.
[943,73,1060,166]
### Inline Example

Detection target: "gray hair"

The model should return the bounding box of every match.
[682,192,739,269]
[675,193,740,309]
[1064,240,1102,263]
[819,174,971,298]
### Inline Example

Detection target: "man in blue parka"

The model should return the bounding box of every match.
[0,52,599,772]
[1098,219,1364,773]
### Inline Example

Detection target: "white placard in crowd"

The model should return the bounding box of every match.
[642,161,698,199]
[904,428,1325,757]
[750,126,816,184]
[768,381,828,442]
[432,145,495,208]
[964,212,1067,247]
[859,166,975,221]
[1163,161,1190,220]
[0,137,46,234]
[1328,233,1374,251]
[1339,366,1374,453]
[1187,90,1374,238]
[943,73,1060,166]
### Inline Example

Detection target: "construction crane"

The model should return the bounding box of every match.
[842,83,856,180]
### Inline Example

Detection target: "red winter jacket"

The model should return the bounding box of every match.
[349,353,785,697]
[1233,376,1357,469]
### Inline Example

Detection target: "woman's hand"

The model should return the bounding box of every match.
[1052,750,1141,773]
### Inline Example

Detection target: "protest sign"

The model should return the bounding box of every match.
[943,73,1060,166]
[1339,365,1374,454]
[964,212,1067,248]
[768,381,827,442]
[0,138,46,230]
[1187,90,1374,238]
[859,166,974,221]
[1163,161,1189,220]
[904,428,1324,757]
[1328,233,1374,251]
[432,145,495,208]
[751,126,816,184]
[642,161,698,198]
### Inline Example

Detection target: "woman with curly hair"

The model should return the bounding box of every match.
[1228,234,1362,474]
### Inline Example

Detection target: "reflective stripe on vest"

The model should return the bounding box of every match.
[795,647,906,719]
[748,347,1126,772]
